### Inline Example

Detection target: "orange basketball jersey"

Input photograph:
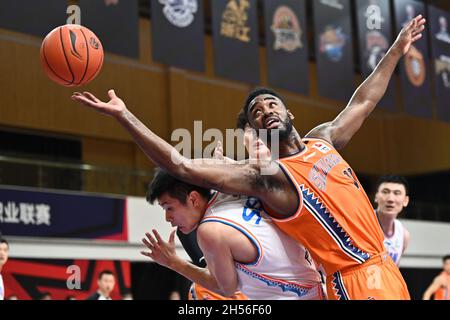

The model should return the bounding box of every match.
[188,283,248,301]
[434,272,450,300]
[272,138,385,276]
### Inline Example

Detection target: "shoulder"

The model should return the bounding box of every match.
[197,222,228,251]
[304,122,335,147]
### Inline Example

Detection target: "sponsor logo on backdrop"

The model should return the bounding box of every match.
[436,16,450,44]
[435,55,450,88]
[271,6,302,52]
[365,2,385,30]
[405,45,426,87]
[0,201,51,226]
[319,26,347,62]
[221,0,251,42]
[366,31,388,71]
[320,0,344,11]
[402,4,416,27]
[159,0,198,28]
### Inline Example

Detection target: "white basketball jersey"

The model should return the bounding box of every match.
[383,219,405,266]
[201,193,323,300]
[0,274,4,300]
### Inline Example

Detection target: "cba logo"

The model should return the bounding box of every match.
[221,0,251,42]
[89,37,100,50]
[405,45,426,87]
[319,26,347,62]
[271,6,302,52]
[365,31,388,71]
[159,0,197,28]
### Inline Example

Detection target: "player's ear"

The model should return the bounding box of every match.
[403,195,410,208]
[287,110,295,120]
[188,191,200,208]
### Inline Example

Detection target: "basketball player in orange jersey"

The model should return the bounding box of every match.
[423,255,450,300]
[71,15,426,299]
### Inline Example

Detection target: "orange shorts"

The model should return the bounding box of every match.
[326,253,411,300]
[188,283,248,300]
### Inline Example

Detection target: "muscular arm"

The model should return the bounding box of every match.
[306,15,426,150]
[197,223,240,297]
[71,92,296,213]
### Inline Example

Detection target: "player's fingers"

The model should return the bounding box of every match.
[412,33,423,42]
[169,230,176,244]
[140,251,152,258]
[145,232,158,246]
[142,237,154,249]
[83,92,100,103]
[153,229,163,244]
[413,24,425,35]
[108,89,117,100]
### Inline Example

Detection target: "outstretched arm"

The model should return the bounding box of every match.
[71,91,297,213]
[307,15,426,150]
[71,91,271,197]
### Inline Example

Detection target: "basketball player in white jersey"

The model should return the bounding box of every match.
[374,175,411,266]
[141,122,324,300]
[0,236,9,300]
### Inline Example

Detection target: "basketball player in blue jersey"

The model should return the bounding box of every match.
[374,175,411,266]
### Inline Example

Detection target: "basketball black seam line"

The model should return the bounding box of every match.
[76,29,90,86]
[59,26,76,85]
[42,38,72,85]
[85,45,103,84]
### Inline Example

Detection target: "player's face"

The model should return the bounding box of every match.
[98,274,115,295]
[0,243,9,267]
[243,124,271,161]
[247,94,294,142]
[375,183,409,217]
[158,193,203,234]
[444,259,450,274]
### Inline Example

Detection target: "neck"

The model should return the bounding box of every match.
[377,211,396,237]
[271,128,305,158]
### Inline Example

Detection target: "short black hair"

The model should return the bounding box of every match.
[98,270,114,280]
[443,255,450,263]
[242,87,286,117]
[236,109,248,130]
[146,168,211,205]
[0,235,9,249]
[375,175,410,195]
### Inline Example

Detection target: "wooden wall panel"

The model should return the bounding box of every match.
[0,18,448,179]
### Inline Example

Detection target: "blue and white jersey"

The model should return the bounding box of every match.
[0,274,4,300]
[383,219,405,266]
[201,193,323,300]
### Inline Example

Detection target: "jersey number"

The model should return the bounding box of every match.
[242,207,262,225]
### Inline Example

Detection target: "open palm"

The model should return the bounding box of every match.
[71,90,126,117]
[395,15,426,55]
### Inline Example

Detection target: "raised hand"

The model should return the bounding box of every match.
[141,229,181,269]
[71,89,127,118]
[394,15,426,55]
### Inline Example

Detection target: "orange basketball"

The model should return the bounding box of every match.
[40,24,104,87]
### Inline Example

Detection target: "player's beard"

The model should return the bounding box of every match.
[264,117,293,147]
